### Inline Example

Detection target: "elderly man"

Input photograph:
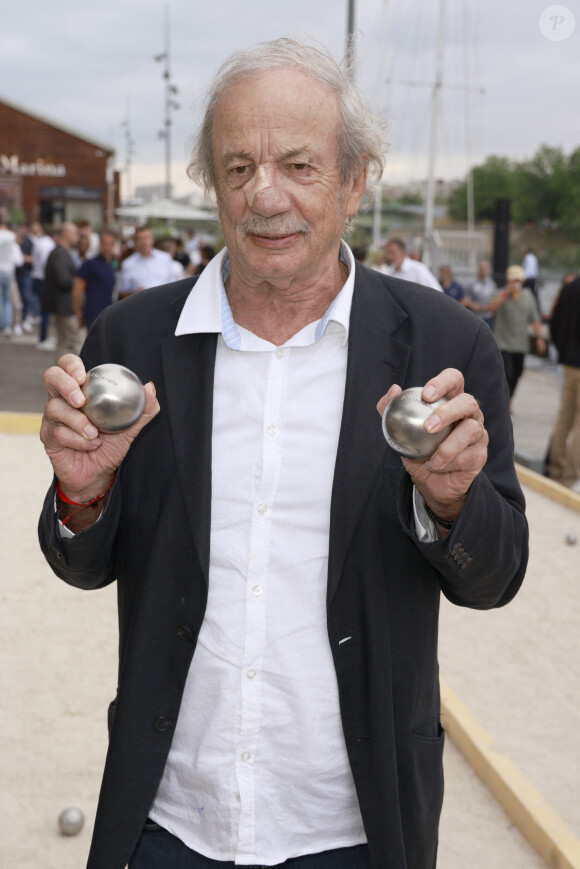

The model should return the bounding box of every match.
[39,39,527,869]
[118,225,175,298]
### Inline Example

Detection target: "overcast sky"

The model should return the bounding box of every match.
[1,0,578,199]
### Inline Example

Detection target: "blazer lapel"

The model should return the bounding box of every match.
[161,326,217,586]
[157,268,411,597]
[328,266,412,605]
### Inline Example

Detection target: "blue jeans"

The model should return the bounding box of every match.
[0,272,12,331]
[17,271,35,321]
[32,278,50,340]
[129,821,372,869]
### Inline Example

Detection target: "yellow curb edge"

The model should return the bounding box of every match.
[0,411,43,433]
[516,462,580,513]
[441,678,580,869]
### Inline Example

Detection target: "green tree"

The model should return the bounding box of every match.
[557,146,580,233]
[448,145,580,235]
[512,146,568,225]
[448,155,515,221]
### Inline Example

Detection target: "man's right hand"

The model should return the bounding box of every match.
[41,354,160,504]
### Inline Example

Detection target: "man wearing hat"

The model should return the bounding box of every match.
[488,265,546,404]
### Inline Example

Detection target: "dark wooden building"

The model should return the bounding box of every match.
[0,95,119,226]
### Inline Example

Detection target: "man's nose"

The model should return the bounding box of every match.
[244,166,288,215]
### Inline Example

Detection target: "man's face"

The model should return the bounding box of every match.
[211,67,366,286]
[478,261,490,280]
[385,243,404,268]
[135,229,153,257]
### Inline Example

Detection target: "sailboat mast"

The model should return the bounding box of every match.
[424,0,446,268]
[372,0,390,252]
[463,0,476,270]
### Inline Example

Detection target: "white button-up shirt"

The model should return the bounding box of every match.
[149,244,368,864]
[379,256,443,292]
[118,248,176,294]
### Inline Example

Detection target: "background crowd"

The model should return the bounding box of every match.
[1,213,579,492]
[0,215,215,358]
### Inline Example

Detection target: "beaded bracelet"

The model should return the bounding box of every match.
[423,502,455,532]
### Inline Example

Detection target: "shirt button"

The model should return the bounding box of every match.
[267,424,278,436]
[252,585,263,596]
[241,751,251,762]
[257,503,268,515]
[275,348,284,359]
[246,669,257,680]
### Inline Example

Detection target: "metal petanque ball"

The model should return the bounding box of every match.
[382,386,451,461]
[58,807,85,836]
[81,363,146,433]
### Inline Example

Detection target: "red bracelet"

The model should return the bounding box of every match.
[56,473,116,505]
[56,474,116,526]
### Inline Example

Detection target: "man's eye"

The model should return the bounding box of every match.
[232,165,249,175]
[291,163,308,171]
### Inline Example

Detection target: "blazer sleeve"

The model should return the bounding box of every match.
[397,319,528,610]
[38,472,122,590]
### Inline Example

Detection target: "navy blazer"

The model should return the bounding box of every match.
[39,263,528,869]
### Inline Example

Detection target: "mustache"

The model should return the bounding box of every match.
[237,214,311,238]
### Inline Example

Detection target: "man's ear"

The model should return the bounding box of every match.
[344,158,369,218]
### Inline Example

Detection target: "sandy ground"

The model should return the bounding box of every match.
[0,432,574,869]
[439,482,580,837]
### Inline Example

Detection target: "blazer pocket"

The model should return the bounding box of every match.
[411,716,445,744]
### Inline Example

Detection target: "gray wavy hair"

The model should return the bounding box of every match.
[187,38,389,202]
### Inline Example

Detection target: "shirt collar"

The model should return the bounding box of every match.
[175,243,355,350]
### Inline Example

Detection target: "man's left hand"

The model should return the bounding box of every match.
[377,368,489,523]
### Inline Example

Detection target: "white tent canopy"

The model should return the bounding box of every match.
[115,199,217,222]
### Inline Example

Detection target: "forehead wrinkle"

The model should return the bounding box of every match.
[213,72,341,171]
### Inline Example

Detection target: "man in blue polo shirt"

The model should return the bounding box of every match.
[72,229,117,331]
[438,264,465,302]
